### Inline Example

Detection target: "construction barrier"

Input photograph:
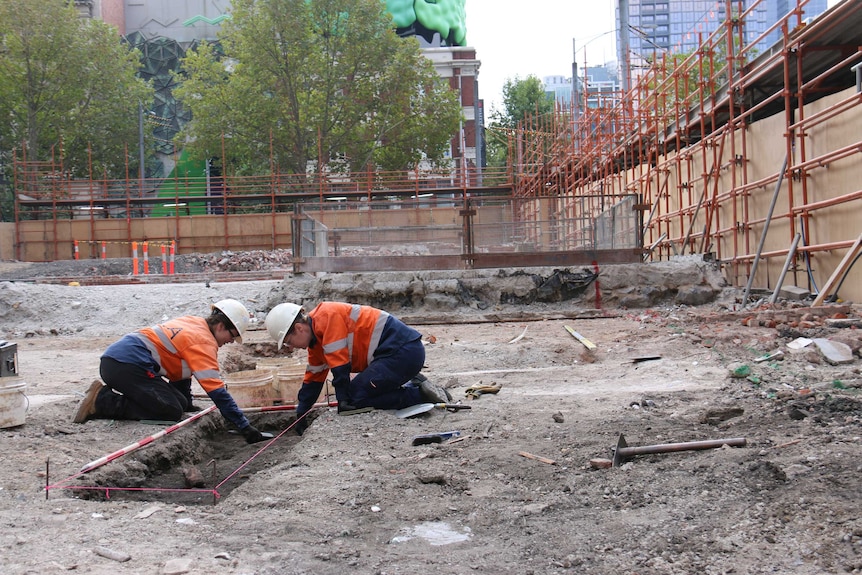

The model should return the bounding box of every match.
[71,240,177,275]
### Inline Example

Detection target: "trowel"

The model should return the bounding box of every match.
[395,402,472,419]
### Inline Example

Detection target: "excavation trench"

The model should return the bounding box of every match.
[72,410,307,505]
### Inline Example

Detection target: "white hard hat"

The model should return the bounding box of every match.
[265,303,303,348]
[211,299,250,343]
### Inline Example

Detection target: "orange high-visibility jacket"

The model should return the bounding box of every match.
[132,316,226,394]
[305,302,389,385]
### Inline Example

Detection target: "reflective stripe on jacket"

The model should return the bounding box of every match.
[132,316,225,394]
[304,302,420,387]
[101,316,249,430]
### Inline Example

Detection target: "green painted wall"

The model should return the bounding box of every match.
[149,150,211,217]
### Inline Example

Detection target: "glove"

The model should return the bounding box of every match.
[241,425,272,444]
[465,382,502,400]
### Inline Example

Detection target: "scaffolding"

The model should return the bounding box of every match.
[512,0,862,302]
[6,0,861,299]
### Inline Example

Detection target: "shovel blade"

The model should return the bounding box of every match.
[396,402,472,419]
[396,403,435,418]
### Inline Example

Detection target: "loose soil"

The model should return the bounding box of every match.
[1,257,861,575]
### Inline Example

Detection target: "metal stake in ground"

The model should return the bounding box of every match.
[612,433,746,467]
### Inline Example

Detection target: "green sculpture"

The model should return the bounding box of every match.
[183,2,467,46]
[386,0,467,46]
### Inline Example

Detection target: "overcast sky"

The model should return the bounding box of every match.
[464,0,844,113]
[465,0,618,113]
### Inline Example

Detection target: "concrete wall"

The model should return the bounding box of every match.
[12,212,290,261]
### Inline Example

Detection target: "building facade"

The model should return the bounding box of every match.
[616,0,827,64]
[543,64,622,112]
[78,1,480,171]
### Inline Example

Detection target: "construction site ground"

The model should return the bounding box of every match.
[1,254,861,575]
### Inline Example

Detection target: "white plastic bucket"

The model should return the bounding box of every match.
[275,363,307,404]
[255,358,289,370]
[252,359,327,405]
[224,369,276,408]
[0,376,28,428]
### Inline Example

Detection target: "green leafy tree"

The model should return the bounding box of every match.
[174,0,462,175]
[484,75,554,173]
[0,0,153,179]
[494,75,554,130]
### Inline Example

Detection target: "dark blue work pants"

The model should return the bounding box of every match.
[96,357,192,422]
[346,339,425,410]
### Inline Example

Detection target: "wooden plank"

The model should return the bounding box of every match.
[812,231,862,306]
[298,254,464,272]
[564,325,597,350]
[469,249,643,268]
[518,451,556,465]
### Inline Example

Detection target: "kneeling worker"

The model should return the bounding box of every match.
[73,298,271,444]
[265,301,450,433]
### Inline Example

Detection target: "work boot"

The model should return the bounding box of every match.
[418,379,451,404]
[410,373,429,385]
[337,402,374,416]
[73,380,103,423]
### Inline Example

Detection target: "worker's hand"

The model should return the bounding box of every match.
[241,425,272,444]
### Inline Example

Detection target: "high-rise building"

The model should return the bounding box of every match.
[616,0,827,64]
[543,64,621,110]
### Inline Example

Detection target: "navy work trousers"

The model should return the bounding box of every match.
[97,357,192,422]
[346,339,425,410]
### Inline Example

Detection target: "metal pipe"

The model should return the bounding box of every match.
[850,61,861,93]
[769,232,801,304]
[138,102,145,197]
[241,400,338,414]
[727,237,861,262]
[742,153,788,306]
[613,434,747,466]
[788,92,862,131]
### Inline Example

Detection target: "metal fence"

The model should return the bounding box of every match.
[293,194,643,272]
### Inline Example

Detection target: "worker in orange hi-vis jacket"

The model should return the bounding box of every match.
[72,299,271,444]
[265,301,451,434]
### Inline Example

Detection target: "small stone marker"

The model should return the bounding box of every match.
[812,338,854,365]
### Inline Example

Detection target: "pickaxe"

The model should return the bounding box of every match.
[612,433,746,467]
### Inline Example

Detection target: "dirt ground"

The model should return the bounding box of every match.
[1,257,861,575]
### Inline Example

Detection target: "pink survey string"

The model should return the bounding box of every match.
[78,405,218,473]
[78,400,338,474]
